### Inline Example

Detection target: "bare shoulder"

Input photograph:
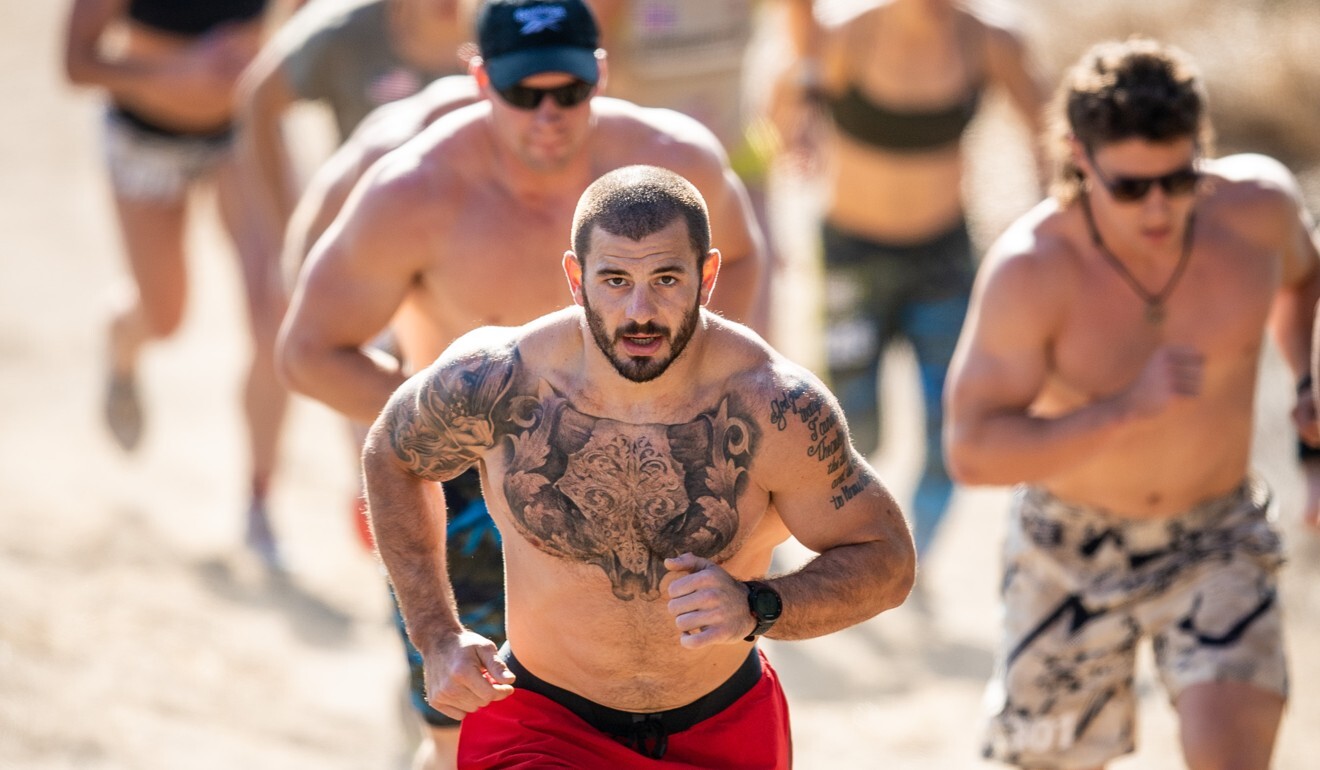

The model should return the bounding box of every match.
[379,324,527,482]
[345,75,480,163]
[721,345,863,494]
[1202,154,1308,237]
[700,313,776,376]
[977,199,1079,306]
[713,325,833,437]
[1204,154,1305,205]
[592,98,731,177]
[961,4,1032,74]
[345,101,490,231]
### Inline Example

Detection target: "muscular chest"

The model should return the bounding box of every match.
[491,385,760,601]
[411,197,577,330]
[1048,236,1278,402]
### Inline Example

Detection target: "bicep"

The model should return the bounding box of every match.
[946,265,1053,433]
[287,184,423,348]
[373,347,515,483]
[759,381,901,553]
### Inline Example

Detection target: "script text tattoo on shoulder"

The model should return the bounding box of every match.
[769,384,873,510]
[389,356,515,481]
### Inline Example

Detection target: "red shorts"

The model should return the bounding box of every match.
[457,649,792,769]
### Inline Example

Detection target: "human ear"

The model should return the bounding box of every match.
[563,251,586,306]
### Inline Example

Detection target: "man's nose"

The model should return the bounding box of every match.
[626,286,658,322]
[533,95,566,121]
[1141,183,1174,216]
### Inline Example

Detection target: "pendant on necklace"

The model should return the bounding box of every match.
[1145,302,1165,324]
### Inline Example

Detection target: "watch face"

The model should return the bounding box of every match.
[751,587,782,619]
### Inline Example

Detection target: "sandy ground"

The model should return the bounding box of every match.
[3,2,1319,768]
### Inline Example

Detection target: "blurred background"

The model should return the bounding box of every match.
[3,0,1319,768]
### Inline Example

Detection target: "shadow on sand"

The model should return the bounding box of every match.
[194,556,357,648]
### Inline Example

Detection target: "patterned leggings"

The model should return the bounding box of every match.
[821,220,974,556]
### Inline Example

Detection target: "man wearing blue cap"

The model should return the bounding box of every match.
[278,1,767,766]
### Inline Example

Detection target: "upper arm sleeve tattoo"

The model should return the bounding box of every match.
[769,379,873,510]
[388,353,516,482]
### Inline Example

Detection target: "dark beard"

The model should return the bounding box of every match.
[583,297,701,383]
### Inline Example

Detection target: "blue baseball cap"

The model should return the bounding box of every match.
[477,0,601,91]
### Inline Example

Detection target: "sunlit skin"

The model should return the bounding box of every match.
[944,141,1320,770]
[568,220,714,383]
[481,69,600,174]
[363,209,914,722]
[1075,137,1200,262]
[947,145,1320,514]
[773,0,1046,240]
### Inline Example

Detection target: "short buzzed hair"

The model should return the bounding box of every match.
[571,165,711,266]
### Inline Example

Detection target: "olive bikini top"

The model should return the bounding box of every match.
[128,0,268,36]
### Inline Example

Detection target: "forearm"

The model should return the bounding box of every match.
[278,336,406,424]
[764,538,913,640]
[239,68,303,228]
[1272,272,1320,379]
[363,445,462,652]
[946,399,1132,486]
[65,49,160,100]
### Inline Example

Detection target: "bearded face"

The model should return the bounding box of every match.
[583,291,701,382]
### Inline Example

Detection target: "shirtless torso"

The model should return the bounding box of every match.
[359,166,913,769]
[368,307,912,710]
[279,75,482,281]
[280,94,765,421]
[947,152,1320,517]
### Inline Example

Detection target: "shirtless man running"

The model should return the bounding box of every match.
[277,1,766,765]
[363,165,915,766]
[945,38,1320,769]
[279,0,767,421]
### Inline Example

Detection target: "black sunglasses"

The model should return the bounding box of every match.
[495,79,595,110]
[1087,152,1201,203]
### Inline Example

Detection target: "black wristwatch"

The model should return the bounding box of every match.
[742,580,783,642]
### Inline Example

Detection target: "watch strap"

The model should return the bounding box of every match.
[742,580,781,642]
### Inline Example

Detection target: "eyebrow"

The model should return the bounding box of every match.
[592,262,689,277]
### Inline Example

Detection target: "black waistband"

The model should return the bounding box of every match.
[110,104,234,142]
[501,646,762,759]
[822,217,971,258]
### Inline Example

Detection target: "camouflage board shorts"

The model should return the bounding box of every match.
[983,478,1287,768]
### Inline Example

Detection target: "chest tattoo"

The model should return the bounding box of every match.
[500,381,756,600]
